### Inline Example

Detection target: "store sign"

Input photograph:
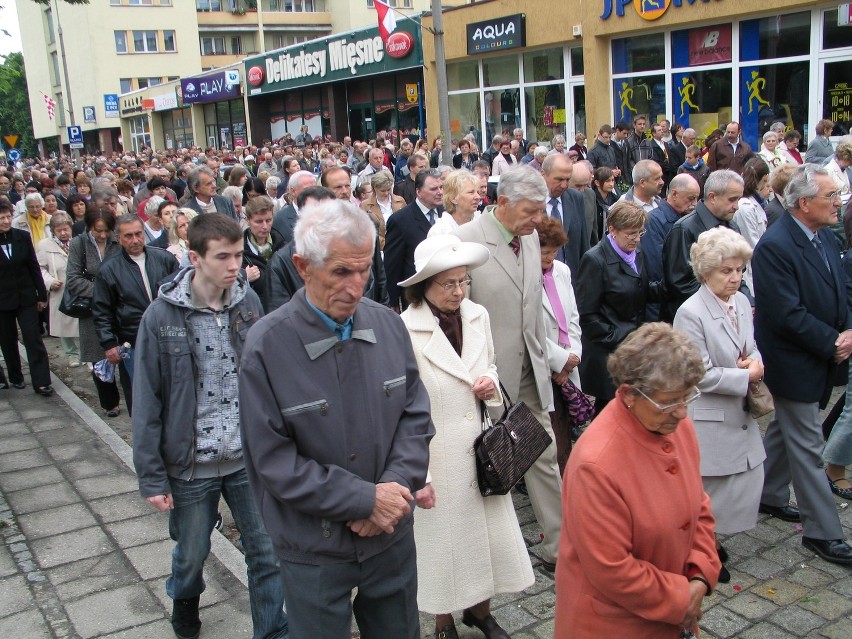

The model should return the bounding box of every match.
[601,0,719,21]
[104,94,120,118]
[826,82,852,126]
[466,14,526,55]
[244,24,422,96]
[83,106,96,123]
[688,25,732,65]
[181,70,242,104]
[153,92,178,112]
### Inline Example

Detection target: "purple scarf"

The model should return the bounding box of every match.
[607,233,638,273]
[543,267,570,346]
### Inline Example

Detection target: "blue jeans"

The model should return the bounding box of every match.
[167,469,288,639]
[823,365,852,466]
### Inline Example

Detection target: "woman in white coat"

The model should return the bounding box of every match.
[673,227,766,584]
[400,235,534,639]
[538,217,583,473]
[36,212,80,366]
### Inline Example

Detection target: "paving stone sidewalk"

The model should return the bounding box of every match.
[2,341,852,638]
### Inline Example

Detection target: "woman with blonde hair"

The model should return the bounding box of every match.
[429,170,481,237]
[166,208,198,266]
[360,171,405,250]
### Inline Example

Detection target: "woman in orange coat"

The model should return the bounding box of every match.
[555,322,720,639]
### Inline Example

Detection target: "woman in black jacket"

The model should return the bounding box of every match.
[0,201,53,396]
[591,167,619,243]
[576,201,663,412]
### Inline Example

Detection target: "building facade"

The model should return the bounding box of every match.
[423,0,852,153]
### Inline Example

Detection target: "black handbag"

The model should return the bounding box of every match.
[59,237,95,319]
[473,384,553,497]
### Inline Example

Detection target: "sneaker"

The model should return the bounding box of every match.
[69,358,81,368]
[214,512,224,532]
[86,362,94,371]
[172,596,201,639]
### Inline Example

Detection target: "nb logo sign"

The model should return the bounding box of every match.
[702,31,719,48]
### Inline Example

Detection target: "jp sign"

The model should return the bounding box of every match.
[601,0,719,20]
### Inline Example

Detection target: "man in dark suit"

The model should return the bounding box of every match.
[641,123,675,193]
[393,154,427,205]
[0,201,52,395]
[271,170,316,243]
[183,167,239,221]
[667,127,695,173]
[752,164,852,565]
[541,154,590,277]
[662,169,744,320]
[384,169,444,310]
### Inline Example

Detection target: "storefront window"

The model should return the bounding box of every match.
[612,33,665,75]
[573,85,586,138]
[570,47,583,76]
[613,75,665,125]
[671,69,733,145]
[448,93,481,150]
[162,108,193,149]
[822,60,852,136]
[523,48,563,83]
[201,99,247,149]
[129,115,151,153]
[485,89,521,142]
[448,60,479,91]
[525,84,564,144]
[671,24,732,68]
[739,61,809,149]
[823,8,852,50]
[483,54,519,88]
[740,12,810,61]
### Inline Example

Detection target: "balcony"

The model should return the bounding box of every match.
[261,0,325,11]
[263,10,330,26]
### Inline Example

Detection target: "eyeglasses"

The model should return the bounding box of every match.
[812,191,841,202]
[433,277,472,292]
[619,228,646,240]
[634,387,701,413]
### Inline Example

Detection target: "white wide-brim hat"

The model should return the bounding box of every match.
[399,234,491,287]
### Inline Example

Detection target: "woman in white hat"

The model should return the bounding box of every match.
[400,235,534,639]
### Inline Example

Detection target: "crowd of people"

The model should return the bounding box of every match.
[2,113,852,639]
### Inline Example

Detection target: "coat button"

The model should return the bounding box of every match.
[469,447,476,456]
[661,442,673,453]
[466,412,473,420]
[349,454,356,461]
[667,463,679,475]
[741,424,748,430]
[174,347,180,353]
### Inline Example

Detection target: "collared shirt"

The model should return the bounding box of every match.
[488,208,515,244]
[415,198,438,224]
[306,297,353,341]
[790,214,817,242]
[195,197,217,214]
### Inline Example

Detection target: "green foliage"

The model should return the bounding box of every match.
[0,52,39,157]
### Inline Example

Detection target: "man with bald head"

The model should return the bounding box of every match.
[541,154,590,275]
[640,173,701,320]
[272,170,317,243]
[569,160,598,246]
[667,127,695,171]
[708,122,755,174]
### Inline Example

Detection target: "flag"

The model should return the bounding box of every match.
[374,0,397,43]
[44,95,56,121]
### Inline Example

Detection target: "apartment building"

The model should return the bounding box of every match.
[18,0,446,154]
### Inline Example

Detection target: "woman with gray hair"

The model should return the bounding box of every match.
[673,227,765,583]
[36,212,80,366]
[824,136,852,208]
[555,322,719,638]
[13,192,52,245]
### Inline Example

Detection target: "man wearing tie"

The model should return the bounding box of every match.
[384,169,444,310]
[453,166,564,574]
[540,154,590,279]
[752,164,852,565]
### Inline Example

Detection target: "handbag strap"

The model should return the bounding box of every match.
[497,381,514,412]
[479,399,493,432]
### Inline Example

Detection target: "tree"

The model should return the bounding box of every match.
[0,52,41,157]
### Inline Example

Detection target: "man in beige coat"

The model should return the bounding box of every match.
[454,166,563,570]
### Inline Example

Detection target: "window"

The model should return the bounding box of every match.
[273,0,318,10]
[231,36,243,55]
[740,12,810,61]
[448,60,479,91]
[133,30,159,53]
[196,0,222,9]
[367,0,410,7]
[164,30,176,52]
[137,77,162,89]
[50,52,60,86]
[823,8,852,50]
[612,33,665,74]
[200,37,226,55]
[523,48,564,83]
[115,31,128,53]
[45,9,55,44]
[120,78,133,93]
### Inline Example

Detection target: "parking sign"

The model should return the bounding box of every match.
[67,126,84,149]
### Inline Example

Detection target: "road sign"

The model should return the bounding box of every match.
[406,83,419,103]
[2,135,18,148]
[67,126,84,150]
[7,149,20,162]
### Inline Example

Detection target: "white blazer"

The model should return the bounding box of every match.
[541,260,582,388]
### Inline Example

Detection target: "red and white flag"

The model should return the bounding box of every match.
[44,95,56,120]
[374,0,397,43]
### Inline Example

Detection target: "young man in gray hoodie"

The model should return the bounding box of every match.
[132,214,288,639]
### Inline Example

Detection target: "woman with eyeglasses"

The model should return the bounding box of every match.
[554,322,720,639]
[400,235,533,639]
[576,201,662,413]
[673,227,766,584]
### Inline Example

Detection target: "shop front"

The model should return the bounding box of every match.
[244,22,424,143]
[180,68,245,150]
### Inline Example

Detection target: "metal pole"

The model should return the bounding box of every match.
[417,81,425,139]
[430,0,452,166]
[54,0,77,159]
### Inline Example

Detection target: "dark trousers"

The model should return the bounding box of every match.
[550,380,573,477]
[279,529,419,639]
[0,305,51,388]
[91,356,132,414]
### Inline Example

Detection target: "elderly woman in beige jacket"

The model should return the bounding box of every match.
[36,212,79,366]
[401,235,534,639]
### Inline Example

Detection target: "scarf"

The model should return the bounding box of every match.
[607,233,638,273]
[543,267,570,347]
[682,158,705,171]
[500,152,514,164]
[54,236,69,254]
[425,298,463,356]
[28,213,48,246]
[248,233,273,261]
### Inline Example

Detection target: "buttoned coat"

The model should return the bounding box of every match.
[453,212,552,410]
[402,299,533,613]
[673,286,766,476]
[36,238,79,338]
[542,260,582,387]
[555,189,590,276]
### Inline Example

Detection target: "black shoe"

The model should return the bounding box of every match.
[758,503,801,522]
[11,381,25,389]
[827,474,852,500]
[34,386,53,397]
[514,479,528,496]
[718,564,731,583]
[214,512,224,532]
[172,596,201,639]
[718,545,729,564]
[539,559,556,574]
[461,610,510,639]
[801,537,852,565]
[0,382,7,390]
[436,623,460,639]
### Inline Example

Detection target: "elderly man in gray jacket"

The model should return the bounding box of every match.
[240,200,434,639]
